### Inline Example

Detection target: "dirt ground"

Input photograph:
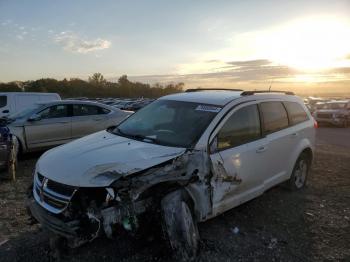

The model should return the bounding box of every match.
[0,127,349,261]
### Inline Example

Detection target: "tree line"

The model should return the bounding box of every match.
[0,73,184,98]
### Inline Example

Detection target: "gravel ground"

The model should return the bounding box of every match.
[0,128,349,261]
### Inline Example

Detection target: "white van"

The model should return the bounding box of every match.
[0,92,61,118]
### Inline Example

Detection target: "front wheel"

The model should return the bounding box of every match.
[288,153,310,190]
[161,190,199,261]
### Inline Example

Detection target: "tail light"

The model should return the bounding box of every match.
[314,120,318,128]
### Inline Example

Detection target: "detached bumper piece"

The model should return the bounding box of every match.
[28,198,79,238]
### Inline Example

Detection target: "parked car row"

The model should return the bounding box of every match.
[67,97,155,111]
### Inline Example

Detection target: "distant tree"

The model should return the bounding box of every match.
[0,82,23,92]
[1,74,183,98]
[88,73,107,86]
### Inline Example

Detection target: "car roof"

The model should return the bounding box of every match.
[160,91,243,106]
[160,90,299,106]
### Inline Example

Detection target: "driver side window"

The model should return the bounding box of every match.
[38,105,69,119]
[217,104,261,150]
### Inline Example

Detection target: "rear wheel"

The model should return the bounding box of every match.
[288,153,310,190]
[161,190,199,261]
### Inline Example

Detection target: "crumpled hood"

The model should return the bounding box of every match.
[36,130,186,187]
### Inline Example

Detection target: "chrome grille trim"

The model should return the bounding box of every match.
[33,173,77,214]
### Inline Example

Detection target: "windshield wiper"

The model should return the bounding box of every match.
[114,128,158,143]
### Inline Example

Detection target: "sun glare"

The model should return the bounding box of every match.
[259,16,350,71]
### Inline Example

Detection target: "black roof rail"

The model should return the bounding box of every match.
[241,90,294,96]
[185,88,243,92]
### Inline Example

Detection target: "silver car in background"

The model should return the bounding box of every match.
[313,100,350,127]
[6,100,132,153]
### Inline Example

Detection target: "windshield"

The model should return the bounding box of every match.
[8,104,42,119]
[114,99,220,148]
[321,103,346,110]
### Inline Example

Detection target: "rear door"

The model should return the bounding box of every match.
[24,104,72,149]
[71,104,110,138]
[258,101,292,188]
[210,102,269,215]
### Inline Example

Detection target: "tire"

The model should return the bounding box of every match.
[288,152,310,190]
[161,190,199,261]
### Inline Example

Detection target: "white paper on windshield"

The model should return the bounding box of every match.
[195,105,221,113]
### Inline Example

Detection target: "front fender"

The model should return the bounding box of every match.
[8,126,27,152]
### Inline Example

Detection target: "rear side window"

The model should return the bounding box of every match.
[260,102,288,134]
[0,96,7,108]
[218,104,261,150]
[284,101,309,125]
[73,104,100,116]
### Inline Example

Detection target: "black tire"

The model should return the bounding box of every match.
[161,190,199,261]
[287,152,310,190]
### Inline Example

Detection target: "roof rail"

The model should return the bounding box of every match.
[185,88,243,92]
[241,90,294,96]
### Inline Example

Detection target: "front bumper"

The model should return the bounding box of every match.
[315,117,346,126]
[28,197,79,238]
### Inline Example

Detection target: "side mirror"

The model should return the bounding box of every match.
[28,114,41,122]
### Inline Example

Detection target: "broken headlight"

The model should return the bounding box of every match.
[105,188,115,203]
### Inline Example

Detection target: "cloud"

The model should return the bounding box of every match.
[1,20,12,26]
[130,58,350,89]
[54,31,111,54]
[226,59,271,67]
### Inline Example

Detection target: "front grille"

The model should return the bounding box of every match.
[46,179,75,197]
[317,113,332,119]
[33,173,77,214]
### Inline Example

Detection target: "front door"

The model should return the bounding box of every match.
[209,103,269,216]
[25,104,72,150]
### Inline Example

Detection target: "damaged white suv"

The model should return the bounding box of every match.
[28,89,316,260]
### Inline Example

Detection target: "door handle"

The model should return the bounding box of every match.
[57,121,69,124]
[2,110,9,113]
[291,132,298,137]
[256,146,267,153]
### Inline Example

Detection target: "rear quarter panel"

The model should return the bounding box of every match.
[285,120,315,178]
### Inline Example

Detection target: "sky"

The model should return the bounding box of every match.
[0,0,350,93]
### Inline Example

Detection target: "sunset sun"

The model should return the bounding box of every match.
[262,16,350,71]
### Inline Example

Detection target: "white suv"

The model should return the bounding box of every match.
[28,89,315,260]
